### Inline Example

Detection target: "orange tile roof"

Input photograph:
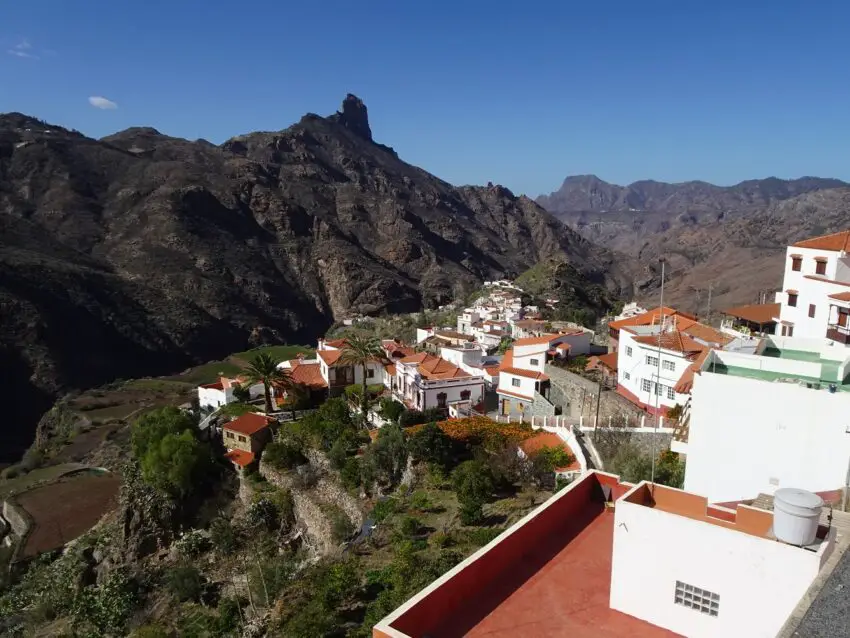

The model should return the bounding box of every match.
[483,365,500,376]
[384,362,397,375]
[513,333,560,347]
[673,348,712,394]
[632,330,705,354]
[284,361,327,389]
[323,338,347,348]
[608,306,697,331]
[497,387,534,400]
[680,322,734,346]
[829,292,850,302]
[586,353,618,372]
[316,349,343,366]
[792,229,850,251]
[398,352,470,379]
[223,413,272,436]
[804,275,850,288]
[722,302,781,325]
[224,449,256,468]
[519,432,581,472]
[502,366,549,380]
[200,381,224,390]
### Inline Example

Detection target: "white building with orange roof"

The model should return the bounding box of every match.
[607,306,698,353]
[774,229,850,343]
[518,430,586,481]
[615,312,760,416]
[198,375,265,411]
[314,337,387,396]
[496,333,576,416]
[393,352,485,411]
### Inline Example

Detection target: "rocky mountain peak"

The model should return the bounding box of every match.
[330,94,372,141]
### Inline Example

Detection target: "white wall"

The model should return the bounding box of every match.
[611,494,828,638]
[498,371,537,400]
[199,386,231,410]
[778,245,850,340]
[415,328,432,344]
[395,364,484,410]
[512,350,547,374]
[685,367,850,502]
[616,331,689,410]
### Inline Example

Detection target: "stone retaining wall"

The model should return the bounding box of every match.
[546,365,645,426]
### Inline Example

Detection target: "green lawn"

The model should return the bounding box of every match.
[122,379,196,392]
[232,344,315,363]
[164,359,245,385]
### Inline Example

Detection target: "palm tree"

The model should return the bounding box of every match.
[244,353,284,414]
[339,334,384,417]
[275,372,309,420]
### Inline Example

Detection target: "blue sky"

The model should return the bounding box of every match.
[2,1,849,196]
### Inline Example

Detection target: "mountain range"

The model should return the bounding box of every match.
[538,175,850,312]
[0,95,630,460]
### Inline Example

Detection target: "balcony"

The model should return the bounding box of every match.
[826,324,850,344]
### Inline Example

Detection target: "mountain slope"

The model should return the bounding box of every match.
[0,97,630,459]
[537,175,850,311]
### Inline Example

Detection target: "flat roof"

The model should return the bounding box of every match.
[702,347,850,390]
[375,472,678,638]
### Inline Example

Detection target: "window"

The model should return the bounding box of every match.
[809,304,816,318]
[815,259,827,275]
[512,378,521,387]
[789,325,794,337]
[437,392,447,408]
[226,431,234,439]
[646,355,659,367]
[662,360,675,372]
[674,581,719,617]
[641,379,652,392]
[623,371,631,380]
[367,368,375,378]
[625,346,633,357]
[655,382,663,396]
[238,435,247,443]
[529,358,539,366]
[667,386,676,400]
[460,389,471,401]
[788,293,798,307]
[791,257,802,272]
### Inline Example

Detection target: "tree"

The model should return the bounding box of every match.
[379,398,405,424]
[452,460,494,525]
[244,353,284,413]
[339,334,384,417]
[363,423,408,486]
[654,450,686,488]
[232,383,251,403]
[139,429,209,497]
[608,443,654,484]
[497,337,513,355]
[408,421,453,469]
[131,406,195,459]
[276,371,310,419]
[166,565,203,602]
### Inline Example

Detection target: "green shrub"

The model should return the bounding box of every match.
[408,421,453,468]
[132,625,171,638]
[166,565,203,602]
[326,505,354,543]
[1,465,23,479]
[407,490,433,512]
[262,440,307,471]
[430,531,452,548]
[396,515,421,538]
[210,517,237,555]
[399,408,444,428]
[175,530,211,558]
[379,398,405,424]
[370,498,397,522]
[465,527,504,546]
[452,460,494,525]
[340,457,362,490]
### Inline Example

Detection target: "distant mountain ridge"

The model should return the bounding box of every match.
[537,174,849,215]
[0,95,631,460]
[537,174,850,315]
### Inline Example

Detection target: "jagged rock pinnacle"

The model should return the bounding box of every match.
[333,94,372,142]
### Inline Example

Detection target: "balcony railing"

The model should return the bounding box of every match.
[826,324,850,344]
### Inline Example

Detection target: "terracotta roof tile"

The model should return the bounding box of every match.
[586,353,618,372]
[681,322,734,346]
[804,275,850,288]
[317,349,343,366]
[323,338,347,348]
[673,348,712,394]
[722,303,781,325]
[284,362,327,389]
[224,449,255,468]
[632,330,705,354]
[224,413,272,436]
[398,353,470,379]
[513,333,560,347]
[828,292,850,302]
[792,230,850,251]
[519,432,581,472]
[608,306,697,331]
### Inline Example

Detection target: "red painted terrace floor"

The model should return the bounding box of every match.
[431,510,680,638]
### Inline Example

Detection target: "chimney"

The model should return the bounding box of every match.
[318,337,325,350]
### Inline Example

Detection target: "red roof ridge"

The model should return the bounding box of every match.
[792,229,850,251]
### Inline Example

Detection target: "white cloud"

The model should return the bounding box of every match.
[88,96,118,110]
[7,39,38,59]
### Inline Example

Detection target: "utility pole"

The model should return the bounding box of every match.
[650,258,665,490]
[706,283,713,325]
[594,378,602,432]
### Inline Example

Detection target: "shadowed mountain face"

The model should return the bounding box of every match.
[0,98,630,459]
[538,175,850,312]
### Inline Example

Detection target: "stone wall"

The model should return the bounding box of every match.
[2,500,30,537]
[531,391,556,418]
[587,429,674,468]
[545,365,645,426]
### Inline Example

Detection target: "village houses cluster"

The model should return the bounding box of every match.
[199,230,850,638]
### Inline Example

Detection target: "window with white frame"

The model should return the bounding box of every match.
[646,355,659,367]
[530,358,539,366]
[623,371,630,380]
[674,581,719,617]
[654,382,663,396]
[512,378,521,387]
[625,346,633,357]
[641,379,651,392]
[667,386,675,400]
[662,360,675,372]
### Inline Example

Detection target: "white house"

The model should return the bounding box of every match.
[611,481,834,638]
[774,230,850,342]
[393,352,484,411]
[198,376,265,411]
[679,335,850,504]
[315,338,386,395]
[615,311,760,415]
[457,309,480,335]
